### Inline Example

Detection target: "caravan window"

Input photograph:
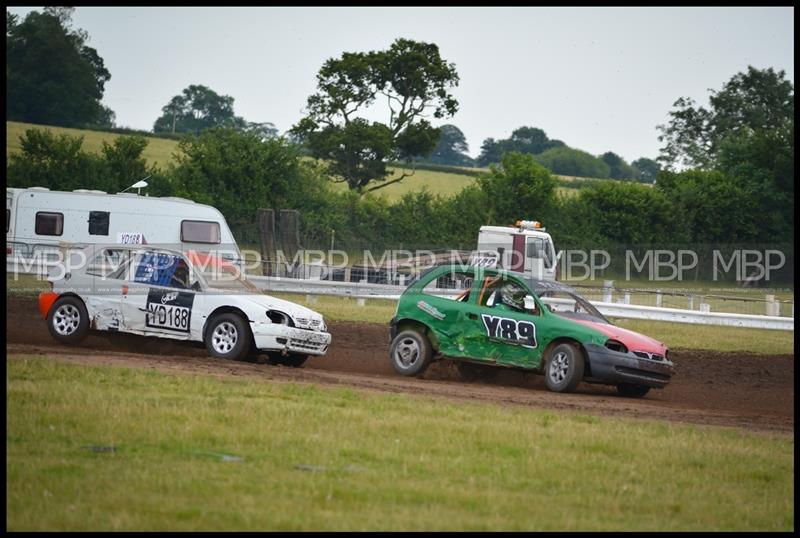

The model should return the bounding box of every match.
[35,212,64,236]
[88,211,110,236]
[181,220,221,244]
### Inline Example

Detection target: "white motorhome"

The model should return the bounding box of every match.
[7,187,242,272]
[472,219,558,280]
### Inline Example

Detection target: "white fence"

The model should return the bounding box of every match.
[7,257,793,331]
[248,276,795,331]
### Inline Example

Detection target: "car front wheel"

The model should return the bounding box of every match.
[544,343,584,393]
[47,296,90,345]
[390,330,433,376]
[205,313,250,361]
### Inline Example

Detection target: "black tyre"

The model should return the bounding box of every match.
[456,361,498,382]
[204,313,250,361]
[266,353,308,368]
[616,383,651,398]
[390,330,433,376]
[47,296,90,345]
[543,342,584,393]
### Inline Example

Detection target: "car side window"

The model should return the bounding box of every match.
[132,252,192,290]
[479,276,538,315]
[421,270,473,302]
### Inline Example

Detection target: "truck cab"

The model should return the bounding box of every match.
[473,220,557,281]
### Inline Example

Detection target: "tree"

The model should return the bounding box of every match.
[421,124,474,166]
[291,38,460,193]
[533,146,611,178]
[657,66,794,169]
[600,151,637,180]
[631,157,660,184]
[476,126,564,166]
[477,152,559,223]
[169,128,303,237]
[153,85,239,134]
[6,7,113,127]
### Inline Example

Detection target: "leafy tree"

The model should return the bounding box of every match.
[533,146,611,178]
[631,157,660,183]
[245,121,279,141]
[577,181,676,245]
[657,66,794,169]
[6,7,113,127]
[600,151,637,180]
[291,38,460,193]
[169,128,303,237]
[421,124,474,166]
[101,135,152,191]
[476,126,564,166]
[477,151,558,223]
[153,85,241,134]
[655,169,761,244]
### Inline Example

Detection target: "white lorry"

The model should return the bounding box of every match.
[7,187,243,274]
[471,219,558,281]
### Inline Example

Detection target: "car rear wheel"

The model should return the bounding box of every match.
[544,343,584,393]
[616,383,651,398]
[390,330,433,376]
[47,296,89,345]
[205,313,250,361]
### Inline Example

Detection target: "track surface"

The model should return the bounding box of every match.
[7,295,794,434]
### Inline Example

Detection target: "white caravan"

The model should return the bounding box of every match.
[472,219,558,281]
[6,187,242,273]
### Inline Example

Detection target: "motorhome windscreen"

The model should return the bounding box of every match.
[181,220,221,244]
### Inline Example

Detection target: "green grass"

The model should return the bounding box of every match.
[329,166,477,202]
[7,121,180,169]
[6,356,794,531]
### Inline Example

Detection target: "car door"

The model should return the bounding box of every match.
[471,273,550,369]
[120,251,199,340]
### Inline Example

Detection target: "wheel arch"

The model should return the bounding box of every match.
[203,306,255,347]
[393,317,439,351]
[542,337,591,376]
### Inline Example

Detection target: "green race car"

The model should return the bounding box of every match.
[388,265,674,397]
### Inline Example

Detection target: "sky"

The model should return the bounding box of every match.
[7,6,795,163]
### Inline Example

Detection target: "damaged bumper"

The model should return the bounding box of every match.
[583,343,674,388]
[250,321,331,356]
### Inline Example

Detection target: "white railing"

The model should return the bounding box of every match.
[248,275,794,331]
[7,257,793,331]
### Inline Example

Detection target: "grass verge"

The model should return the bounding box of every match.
[6,356,794,531]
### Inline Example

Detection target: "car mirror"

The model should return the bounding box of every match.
[524,295,537,312]
[190,281,201,292]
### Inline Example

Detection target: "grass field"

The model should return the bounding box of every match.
[6,357,794,531]
[7,121,180,169]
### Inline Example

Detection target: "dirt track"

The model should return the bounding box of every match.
[6,295,795,434]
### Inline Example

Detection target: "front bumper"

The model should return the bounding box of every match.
[583,343,674,388]
[251,321,331,356]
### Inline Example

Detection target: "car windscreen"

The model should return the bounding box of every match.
[537,289,610,324]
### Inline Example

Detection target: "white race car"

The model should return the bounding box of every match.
[37,244,331,366]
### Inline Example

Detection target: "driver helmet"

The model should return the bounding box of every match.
[500,282,527,310]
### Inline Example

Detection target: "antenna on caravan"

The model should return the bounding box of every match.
[121,176,151,195]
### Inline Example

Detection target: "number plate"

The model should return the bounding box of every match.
[145,289,195,333]
[293,329,329,344]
